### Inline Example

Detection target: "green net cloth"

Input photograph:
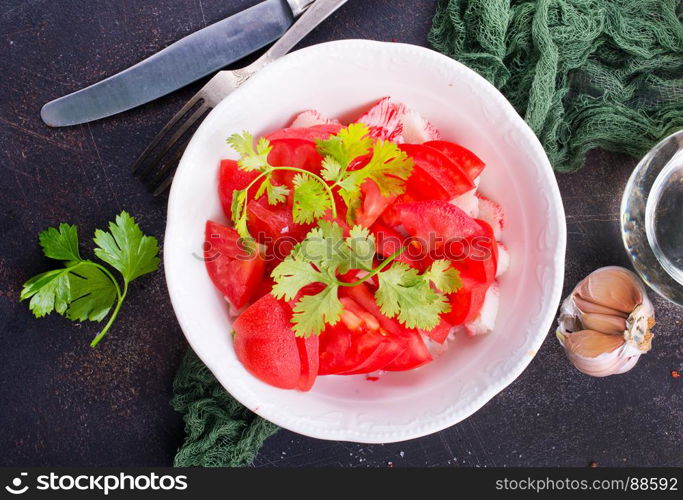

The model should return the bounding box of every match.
[429,0,683,172]
[171,350,278,467]
[171,0,683,467]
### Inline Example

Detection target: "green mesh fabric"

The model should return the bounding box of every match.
[429,0,683,172]
[171,0,683,467]
[171,350,278,467]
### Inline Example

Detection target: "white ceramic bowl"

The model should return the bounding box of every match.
[165,40,566,443]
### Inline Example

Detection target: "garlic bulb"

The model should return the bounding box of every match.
[556,266,655,377]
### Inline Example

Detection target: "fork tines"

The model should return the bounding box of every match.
[132,94,211,196]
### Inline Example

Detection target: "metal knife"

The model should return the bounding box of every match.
[41,0,314,127]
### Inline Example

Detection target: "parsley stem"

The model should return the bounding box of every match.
[90,281,128,348]
[337,246,407,287]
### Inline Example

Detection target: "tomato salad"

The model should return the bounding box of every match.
[204,98,509,391]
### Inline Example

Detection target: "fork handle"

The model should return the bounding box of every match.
[255,0,349,67]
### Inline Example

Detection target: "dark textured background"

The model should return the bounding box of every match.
[0,0,680,467]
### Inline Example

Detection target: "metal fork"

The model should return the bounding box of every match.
[133,0,348,196]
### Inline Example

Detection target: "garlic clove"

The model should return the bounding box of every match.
[558,330,624,358]
[556,266,655,377]
[574,266,642,314]
[572,296,628,317]
[580,313,628,335]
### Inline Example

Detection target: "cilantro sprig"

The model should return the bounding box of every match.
[226,124,413,239]
[226,132,336,240]
[20,212,160,347]
[271,221,461,337]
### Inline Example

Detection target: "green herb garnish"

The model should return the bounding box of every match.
[226,124,413,239]
[20,211,160,347]
[271,220,461,337]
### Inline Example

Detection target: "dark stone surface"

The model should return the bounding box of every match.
[0,0,680,467]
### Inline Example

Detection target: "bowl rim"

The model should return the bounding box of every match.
[165,39,567,443]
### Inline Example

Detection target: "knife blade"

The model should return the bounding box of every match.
[41,0,314,127]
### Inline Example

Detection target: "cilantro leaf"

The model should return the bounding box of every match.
[424,259,462,293]
[291,174,332,224]
[290,284,342,337]
[66,264,118,322]
[376,262,450,330]
[254,178,289,206]
[321,156,343,182]
[39,223,81,261]
[226,132,272,172]
[316,123,373,169]
[270,257,327,302]
[297,221,351,274]
[329,136,413,224]
[346,226,375,271]
[271,220,453,336]
[93,211,160,283]
[341,140,413,198]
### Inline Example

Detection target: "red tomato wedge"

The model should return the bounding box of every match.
[296,335,319,391]
[268,138,324,181]
[393,200,485,243]
[266,124,342,142]
[443,276,489,325]
[371,222,430,270]
[453,219,498,286]
[343,284,434,369]
[424,140,486,181]
[355,180,395,228]
[318,297,410,375]
[247,199,311,245]
[342,284,406,336]
[218,159,259,218]
[204,221,265,309]
[400,144,474,199]
[383,330,433,371]
[420,318,452,344]
[233,294,303,390]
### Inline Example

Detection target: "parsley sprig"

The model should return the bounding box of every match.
[271,221,462,337]
[227,124,413,239]
[20,212,160,347]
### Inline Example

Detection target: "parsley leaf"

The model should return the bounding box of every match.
[93,211,160,283]
[20,212,160,347]
[21,268,72,317]
[66,264,118,322]
[39,223,81,261]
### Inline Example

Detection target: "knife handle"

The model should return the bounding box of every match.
[259,0,348,66]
